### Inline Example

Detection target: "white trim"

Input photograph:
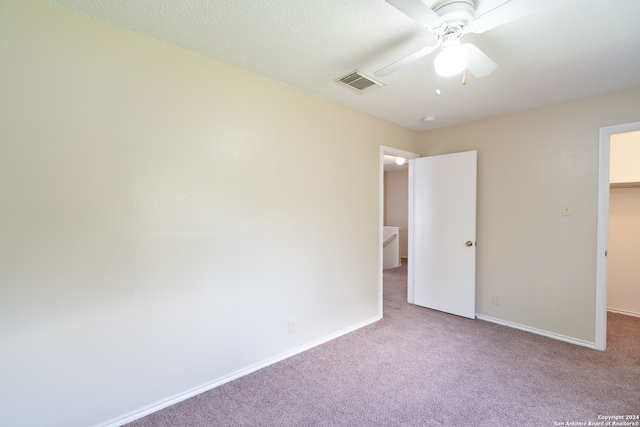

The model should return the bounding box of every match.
[595,128,610,351]
[99,314,382,427]
[379,145,419,312]
[596,121,640,351]
[380,145,420,160]
[407,159,415,304]
[608,308,640,318]
[476,314,596,350]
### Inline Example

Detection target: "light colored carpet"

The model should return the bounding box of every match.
[126,263,640,426]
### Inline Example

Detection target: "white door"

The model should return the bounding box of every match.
[408,151,477,319]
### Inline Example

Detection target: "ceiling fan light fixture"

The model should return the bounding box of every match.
[434,39,468,77]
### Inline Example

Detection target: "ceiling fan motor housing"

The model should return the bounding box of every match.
[433,0,476,28]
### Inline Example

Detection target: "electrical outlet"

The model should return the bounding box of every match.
[561,204,573,216]
[493,293,501,306]
[288,320,296,334]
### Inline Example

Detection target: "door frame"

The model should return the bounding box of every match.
[379,146,419,314]
[595,120,640,350]
[595,122,640,350]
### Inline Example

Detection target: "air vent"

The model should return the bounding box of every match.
[337,71,383,92]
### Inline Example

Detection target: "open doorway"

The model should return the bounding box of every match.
[607,131,640,316]
[383,154,409,268]
[379,146,418,310]
[596,121,640,350]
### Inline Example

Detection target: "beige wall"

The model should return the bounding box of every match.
[384,169,409,257]
[610,130,640,183]
[418,86,640,343]
[608,188,640,316]
[0,1,418,426]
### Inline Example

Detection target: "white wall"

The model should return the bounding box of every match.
[608,187,640,316]
[418,86,640,344]
[0,1,419,426]
[384,169,409,257]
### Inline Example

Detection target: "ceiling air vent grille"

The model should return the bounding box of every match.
[337,71,383,92]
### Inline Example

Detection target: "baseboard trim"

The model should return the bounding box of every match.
[99,314,383,427]
[608,308,640,318]
[383,263,402,269]
[476,314,597,350]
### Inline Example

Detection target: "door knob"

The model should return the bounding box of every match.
[466,241,473,247]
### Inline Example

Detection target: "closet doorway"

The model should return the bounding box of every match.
[596,121,640,350]
[607,130,640,317]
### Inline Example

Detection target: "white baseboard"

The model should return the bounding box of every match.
[607,307,640,318]
[99,314,383,427]
[476,314,597,350]
[383,263,402,269]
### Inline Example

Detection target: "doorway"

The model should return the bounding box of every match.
[379,146,418,311]
[595,121,640,350]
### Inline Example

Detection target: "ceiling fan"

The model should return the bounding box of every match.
[375,0,553,79]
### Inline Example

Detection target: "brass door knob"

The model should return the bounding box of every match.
[466,241,473,247]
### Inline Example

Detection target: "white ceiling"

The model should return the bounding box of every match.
[49,0,640,131]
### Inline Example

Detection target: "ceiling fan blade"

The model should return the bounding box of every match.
[469,0,554,33]
[386,0,444,30]
[375,43,440,77]
[463,43,497,78]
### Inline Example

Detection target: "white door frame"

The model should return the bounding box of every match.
[379,146,419,314]
[595,120,640,350]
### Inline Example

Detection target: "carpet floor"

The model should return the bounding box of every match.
[126,263,640,426]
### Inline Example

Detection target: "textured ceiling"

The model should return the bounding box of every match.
[49,0,640,130]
